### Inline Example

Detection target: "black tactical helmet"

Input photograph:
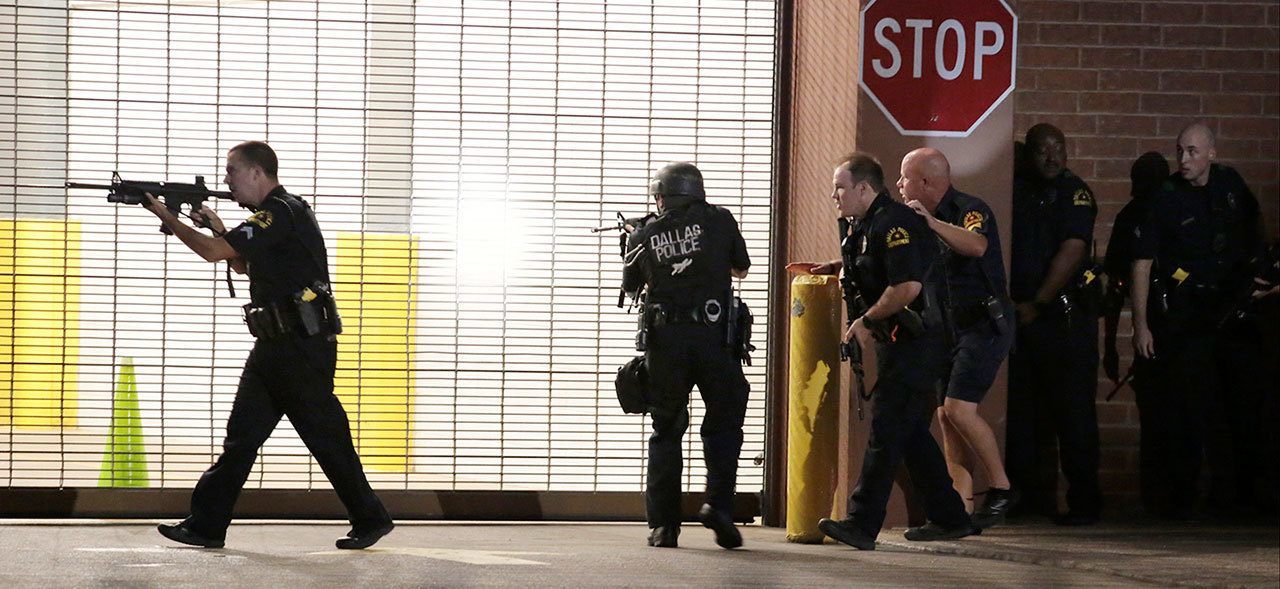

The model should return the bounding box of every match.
[648,161,706,209]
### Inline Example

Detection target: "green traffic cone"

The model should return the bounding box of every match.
[99,357,148,488]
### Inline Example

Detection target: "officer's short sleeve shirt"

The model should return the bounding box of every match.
[936,188,1007,302]
[222,186,328,305]
[1104,197,1151,284]
[1009,170,1097,302]
[223,193,294,260]
[1057,175,1098,243]
[1134,165,1261,286]
[858,194,932,288]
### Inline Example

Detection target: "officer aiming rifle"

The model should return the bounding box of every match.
[596,210,657,310]
[615,161,752,550]
[148,141,393,551]
[67,171,235,234]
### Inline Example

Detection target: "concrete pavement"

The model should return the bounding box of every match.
[0,518,1275,588]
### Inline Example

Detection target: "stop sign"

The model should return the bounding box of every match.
[859,0,1017,137]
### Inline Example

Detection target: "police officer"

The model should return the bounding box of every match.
[898,148,1018,529]
[1101,151,1169,516]
[621,162,750,549]
[1131,122,1267,517]
[146,141,393,549]
[794,153,971,550]
[1008,123,1103,526]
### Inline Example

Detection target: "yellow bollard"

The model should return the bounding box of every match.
[786,274,842,542]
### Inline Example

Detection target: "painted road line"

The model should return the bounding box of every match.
[308,547,551,565]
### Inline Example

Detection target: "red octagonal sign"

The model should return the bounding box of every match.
[860,0,1017,137]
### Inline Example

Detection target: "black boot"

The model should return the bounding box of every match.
[973,487,1021,529]
[903,521,975,541]
[336,521,394,550]
[817,518,876,550]
[697,504,743,549]
[647,525,680,548]
[157,522,224,548]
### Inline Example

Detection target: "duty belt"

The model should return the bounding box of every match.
[646,300,724,327]
[242,300,330,340]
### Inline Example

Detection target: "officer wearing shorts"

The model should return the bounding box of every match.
[897,148,1017,529]
[622,162,751,549]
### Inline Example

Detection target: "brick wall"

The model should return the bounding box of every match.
[1013,0,1280,508]
[788,0,858,266]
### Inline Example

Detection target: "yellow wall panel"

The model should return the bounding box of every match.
[0,219,81,429]
[333,232,417,473]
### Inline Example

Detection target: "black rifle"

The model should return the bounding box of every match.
[592,211,656,235]
[1105,364,1136,402]
[67,171,234,235]
[596,211,656,309]
[837,217,873,420]
[1216,244,1280,330]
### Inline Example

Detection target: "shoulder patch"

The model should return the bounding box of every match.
[247,210,274,230]
[886,226,911,248]
[1072,188,1095,206]
[962,210,984,232]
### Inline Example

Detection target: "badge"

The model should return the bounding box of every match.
[247,210,273,230]
[1072,188,1094,206]
[962,210,984,232]
[886,227,910,248]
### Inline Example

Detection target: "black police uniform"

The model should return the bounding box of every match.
[1102,196,1152,298]
[1102,191,1164,512]
[840,192,969,538]
[622,199,751,530]
[1133,164,1265,514]
[934,187,1014,403]
[1008,168,1103,519]
[181,186,391,542]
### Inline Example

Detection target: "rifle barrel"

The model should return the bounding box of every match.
[65,182,113,190]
